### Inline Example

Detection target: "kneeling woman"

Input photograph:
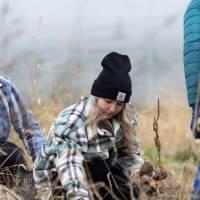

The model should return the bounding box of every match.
[34,52,144,200]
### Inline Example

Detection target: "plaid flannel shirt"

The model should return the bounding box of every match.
[34,96,143,200]
[0,76,44,161]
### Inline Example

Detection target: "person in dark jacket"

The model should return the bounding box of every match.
[184,0,200,199]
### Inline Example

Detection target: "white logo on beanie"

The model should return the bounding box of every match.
[116,92,126,101]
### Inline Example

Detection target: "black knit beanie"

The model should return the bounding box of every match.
[91,52,132,103]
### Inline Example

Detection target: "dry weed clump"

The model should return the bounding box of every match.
[0,184,21,200]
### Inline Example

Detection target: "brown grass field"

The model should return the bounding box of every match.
[8,95,197,199]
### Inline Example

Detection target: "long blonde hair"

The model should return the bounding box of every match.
[85,96,137,152]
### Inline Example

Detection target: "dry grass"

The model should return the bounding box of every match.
[0,184,22,200]
[137,101,195,199]
[8,96,197,199]
[137,102,191,153]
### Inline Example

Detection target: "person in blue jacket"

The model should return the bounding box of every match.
[0,76,44,193]
[184,0,200,199]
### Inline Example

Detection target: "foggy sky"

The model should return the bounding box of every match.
[0,0,191,106]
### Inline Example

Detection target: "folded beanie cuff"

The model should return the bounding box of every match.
[91,80,131,103]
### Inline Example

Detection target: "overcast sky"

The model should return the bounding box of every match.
[3,0,190,49]
[0,0,192,105]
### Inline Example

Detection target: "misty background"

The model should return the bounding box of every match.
[0,0,191,107]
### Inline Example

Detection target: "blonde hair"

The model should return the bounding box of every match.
[85,96,137,152]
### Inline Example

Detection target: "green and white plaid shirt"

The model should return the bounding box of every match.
[34,96,143,200]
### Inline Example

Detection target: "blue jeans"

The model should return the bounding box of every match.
[191,164,200,199]
[190,104,200,139]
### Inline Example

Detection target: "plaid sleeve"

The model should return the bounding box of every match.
[8,82,44,161]
[117,131,144,173]
[34,137,89,199]
[55,137,89,199]
[34,98,89,199]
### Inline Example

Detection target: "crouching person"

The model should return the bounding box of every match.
[0,77,44,198]
[34,52,145,199]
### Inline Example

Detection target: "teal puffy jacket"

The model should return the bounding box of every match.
[184,0,200,106]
